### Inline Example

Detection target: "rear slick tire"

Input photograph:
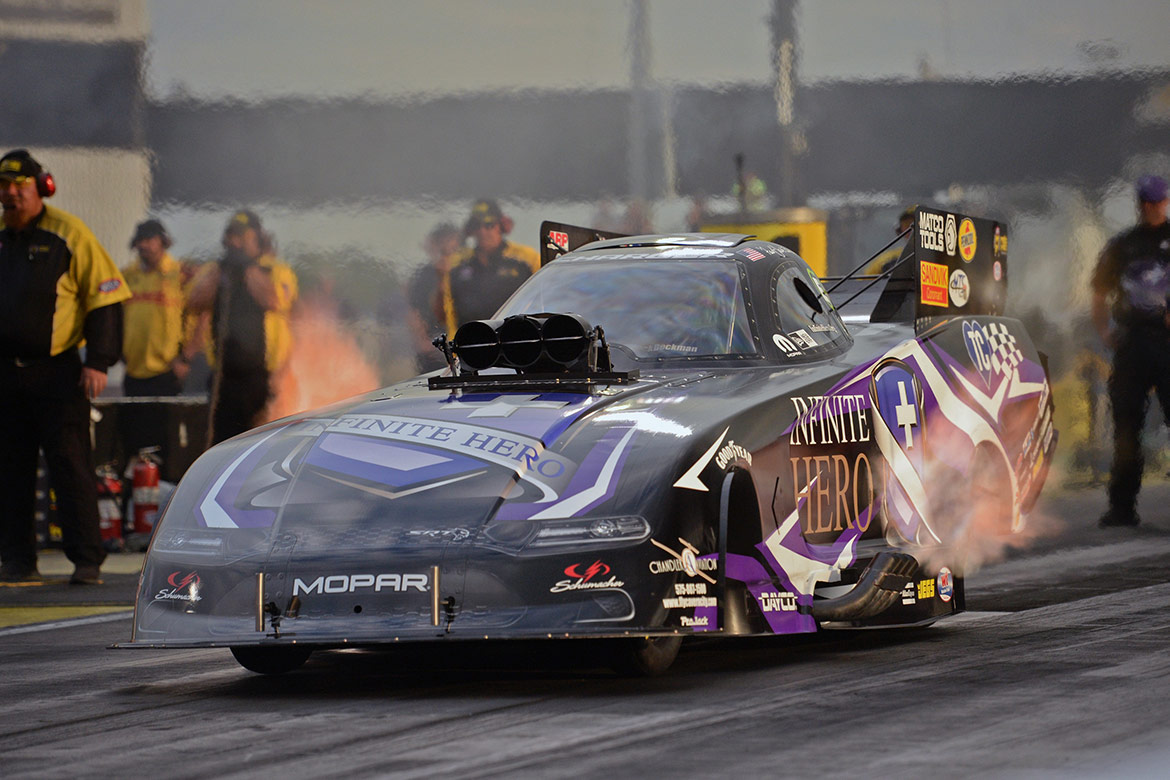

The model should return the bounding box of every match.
[231,645,312,675]
[610,636,682,677]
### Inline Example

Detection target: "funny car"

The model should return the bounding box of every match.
[118,207,1056,675]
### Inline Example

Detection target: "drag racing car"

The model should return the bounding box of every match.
[118,207,1056,675]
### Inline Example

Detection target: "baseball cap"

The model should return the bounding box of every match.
[225,209,263,234]
[0,149,44,180]
[1137,175,1168,204]
[130,218,170,247]
[464,198,504,234]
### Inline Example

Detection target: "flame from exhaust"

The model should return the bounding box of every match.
[264,298,381,422]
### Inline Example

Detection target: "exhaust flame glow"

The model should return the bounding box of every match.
[264,298,380,423]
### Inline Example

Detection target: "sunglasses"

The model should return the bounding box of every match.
[473,218,500,230]
[0,175,33,186]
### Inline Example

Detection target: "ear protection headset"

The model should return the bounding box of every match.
[36,169,55,198]
[0,149,55,197]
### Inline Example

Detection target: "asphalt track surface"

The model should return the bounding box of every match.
[3,484,1170,779]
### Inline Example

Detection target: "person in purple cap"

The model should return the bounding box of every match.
[1090,174,1170,527]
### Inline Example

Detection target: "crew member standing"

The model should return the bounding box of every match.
[186,210,297,444]
[1090,174,1170,527]
[404,222,460,371]
[445,199,539,325]
[0,149,130,584]
[120,219,188,459]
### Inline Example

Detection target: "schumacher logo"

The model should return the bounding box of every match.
[154,570,202,603]
[293,573,429,595]
[550,560,625,593]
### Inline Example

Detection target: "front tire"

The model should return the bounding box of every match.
[610,636,682,677]
[231,645,312,675]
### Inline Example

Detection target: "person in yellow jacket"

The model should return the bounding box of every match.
[122,219,187,393]
[0,149,131,585]
[119,218,188,465]
[186,210,297,444]
[442,198,540,333]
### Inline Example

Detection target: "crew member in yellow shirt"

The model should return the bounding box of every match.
[120,218,188,461]
[186,210,297,444]
[0,149,131,585]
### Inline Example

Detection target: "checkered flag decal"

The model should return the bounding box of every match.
[985,322,1023,375]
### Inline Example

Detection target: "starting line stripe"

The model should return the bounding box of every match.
[0,610,133,638]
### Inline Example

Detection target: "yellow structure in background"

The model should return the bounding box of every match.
[701,206,828,277]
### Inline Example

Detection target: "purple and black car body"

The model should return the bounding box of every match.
[119,208,1056,675]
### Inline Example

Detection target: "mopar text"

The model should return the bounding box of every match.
[293,573,429,595]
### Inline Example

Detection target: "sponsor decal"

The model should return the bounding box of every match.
[945,213,958,256]
[920,260,949,307]
[680,615,709,627]
[548,230,569,252]
[993,225,1008,256]
[550,560,625,593]
[958,218,977,262]
[155,570,202,603]
[649,343,699,354]
[917,578,936,600]
[788,329,816,350]
[742,247,766,261]
[918,211,946,253]
[327,414,572,498]
[673,581,708,596]
[293,573,429,596]
[98,278,122,293]
[674,428,728,492]
[790,452,875,534]
[649,538,717,582]
[872,362,921,452]
[949,268,970,307]
[662,595,717,609]
[788,394,871,445]
[715,440,752,469]
[963,321,995,387]
[937,566,954,602]
[901,582,917,606]
[993,260,1003,281]
[759,590,798,612]
[773,333,803,357]
[963,320,1023,388]
[456,394,571,418]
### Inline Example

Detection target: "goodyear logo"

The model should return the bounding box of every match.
[919,260,949,307]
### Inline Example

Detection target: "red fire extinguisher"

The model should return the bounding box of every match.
[95,463,123,551]
[132,447,161,536]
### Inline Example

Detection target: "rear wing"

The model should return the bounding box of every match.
[911,206,1007,318]
[540,221,628,266]
[841,206,1008,327]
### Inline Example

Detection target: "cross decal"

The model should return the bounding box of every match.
[459,395,571,418]
[895,381,917,448]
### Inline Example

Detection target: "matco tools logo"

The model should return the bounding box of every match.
[549,560,624,593]
[293,573,429,595]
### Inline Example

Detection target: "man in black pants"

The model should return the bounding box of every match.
[1091,174,1170,527]
[186,210,297,444]
[0,149,130,584]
